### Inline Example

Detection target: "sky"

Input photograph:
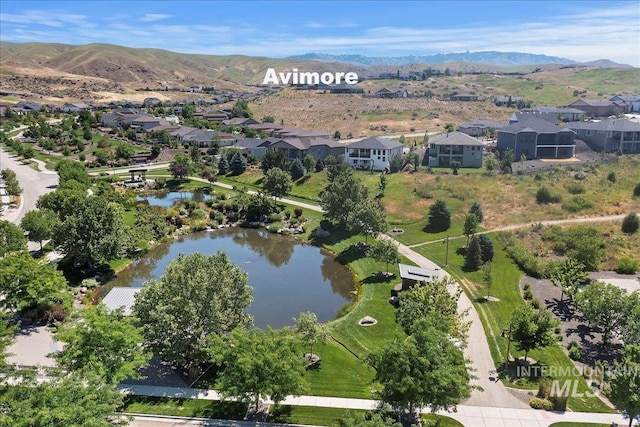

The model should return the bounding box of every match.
[1,1,639,66]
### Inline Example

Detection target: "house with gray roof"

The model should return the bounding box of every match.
[182,129,236,147]
[566,99,627,117]
[375,87,409,98]
[345,137,403,171]
[265,137,344,161]
[234,138,270,159]
[493,96,523,106]
[458,120,506,137]
[567,118,640,153]
[530,106,586,122]
[428,132,484,168]
[497,117,576,159]
[610,95,640,113]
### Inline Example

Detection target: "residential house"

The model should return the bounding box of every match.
[375,87,409,98]
[345,137,403,171]
[529,106,586,122]
[509,111,562,125]
[11,101,43,115]
[493,96,523,106]
[265,137,344,162]
[567,119,640,153]
[100,109,142,128]
[143,97,162,106]
[221,117,259,127]
[130,116,170,131]
[458,120,506,137]
[328,84,364,94]
[566,99,627,117]
[61,102,92,113]
[497,117,576,159]
[428,132,484,168]
[182,129,236,147]
[234,138,270,160]
[610,95,640,113]
[169,126,198,143]
[272,127,330,140]
[450,93,478,101]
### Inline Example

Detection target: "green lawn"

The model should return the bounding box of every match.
[413,234,614,413]
[119,396,246,419]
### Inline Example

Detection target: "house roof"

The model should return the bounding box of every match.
[398,263,440,282]
[567,118,640,132]
[348,137,403,150]
[510,111,561,124]
[532,106,586,115]
[235,138,270,149]
[611,95,640,103]
[494,96,523,102]
[568,99,626,107]
[459,120,506,129]
[429,131,484,146]
[498,117,575,134]
[102,287,141,315]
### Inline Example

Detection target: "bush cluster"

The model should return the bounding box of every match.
[529,398,554,410]
[562,196,594,213]
[536,187,561,204]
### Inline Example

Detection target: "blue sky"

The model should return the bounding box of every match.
[1,1,639,66]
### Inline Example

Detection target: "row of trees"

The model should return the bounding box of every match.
[1,168,22,196]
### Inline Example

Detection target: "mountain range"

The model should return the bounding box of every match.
[288,51,634,68]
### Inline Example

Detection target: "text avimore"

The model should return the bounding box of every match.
[262,68,359,85]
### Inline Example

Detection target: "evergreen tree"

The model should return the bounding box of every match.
[289,158,305,180]
[426,199,451,232]
[218,154,230,175]
[464,235,481,271]
[230,151,247,175]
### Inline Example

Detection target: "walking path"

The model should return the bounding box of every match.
[119,384,632,427]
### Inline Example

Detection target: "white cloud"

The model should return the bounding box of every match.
[138,13,171,22]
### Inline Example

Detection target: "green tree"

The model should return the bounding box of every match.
[482,261,493,299]
[263,167,293,200]
[170,153,191,181]
[5,175,22,196]
[351,198,388,244]
[133,252,253,377]
[334,130,341,140]
[324,155,349,182]
[378,174,388,196]
[55,160,91,189]
[295,311,326,361]
[622,212,639,234]
[621,292,640,346]
[20,209,58,250]
[366,318,471,418]
[321,169,369,226]
[577,281,628,347]
[634,183,640,198]
[289,158,305,180]
[200,166,217,186]
[484,154,498,174]
[500,148,514,172]
[189,143,202,164]
[510,305,559,362]
[369,238,399,275]
[0,315,15,367]
[54,197,129,268]
[426,199,451,232]
[115,142,135,159]
[0,251,67,312]
[302,155,316,176]
[395,276,469,344]
[55,304,150,385]
[468,201,484,223]
[477,233,494,264]
[0,371,127,427]
[338,412,401,427]
[608,344,640,427]
[230,151,247,175]
[231,99,253,118]
[0,220,27,256]
[37,189,87,220]
[218,153,230,174]
[550,258,588,303]
[261,149,289,174]
[450,160,461,175]
[463,213,479,245]
[209,327,307,411]
[262,115,275,123]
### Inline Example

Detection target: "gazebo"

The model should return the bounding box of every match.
[128,168,148,182]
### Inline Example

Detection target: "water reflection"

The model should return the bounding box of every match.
[136,190,214,208]
[107,227,354,328]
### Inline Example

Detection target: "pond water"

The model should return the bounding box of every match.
[136,190,214,208]
[107,227,355,329]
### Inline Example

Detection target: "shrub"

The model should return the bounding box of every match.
[529,398,554,410]
[615,257,638,274]
[574,171,587,180]
[190,208,207,220]
[523,283,531,291]
[536,187,561,204]
[562,196,594,213]
[549,394,568,411]
[564,182,585,194]
[523,289,533,300]
[607,171,616,183]
[294,208,303,218]
[567,341,581,361]
[530,298,541,309]
[267,213,282,223]
[621,212,639,234]
[634,183,640,197]
[290,218,299,226]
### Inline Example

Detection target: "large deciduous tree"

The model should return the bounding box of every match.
[0,251,67,312]
[20,209,58,250]
[510,305,558,362]
[369,238,399,275]
[170,153,191,181]
[262,167,292,200]
[550,258,588,303]
[608,344,640,427]
[295,311,326,361]
[54,197,129,268]
[54,304,150,385]
[133,251,253,377]
[321,169,369,227]
[209,327,307,411]
[0,220,27,257]
[577,281,628,347]
[55,159,91,190]
[350,198,388,244]
[366,318,471,419]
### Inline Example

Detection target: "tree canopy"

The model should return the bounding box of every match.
[133,251,253,376]
[262,167,292,200]
[295,311,326,360]
[369,238,399,275]
[550,258,588,303]
[321,169,369,226]
[20,209,58,250]
[608,344,640,427]
[577,281,628,346]
[426,199,451,232]
[350,198,388,244]
[54,304,150,385]
[0,220,27,257]
[510,305,558,362]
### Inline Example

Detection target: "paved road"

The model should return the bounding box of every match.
[120,384,632,427]
[0,147,58,225]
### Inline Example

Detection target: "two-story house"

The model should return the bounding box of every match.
[567,119,640,154]
[428,132,484,168]
[497,117,576,159]
[345,137,403,171]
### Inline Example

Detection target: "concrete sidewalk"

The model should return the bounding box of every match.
[119,384,634,427]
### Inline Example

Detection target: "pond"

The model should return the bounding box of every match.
[107,227,355,329]
[136,190,214,208]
